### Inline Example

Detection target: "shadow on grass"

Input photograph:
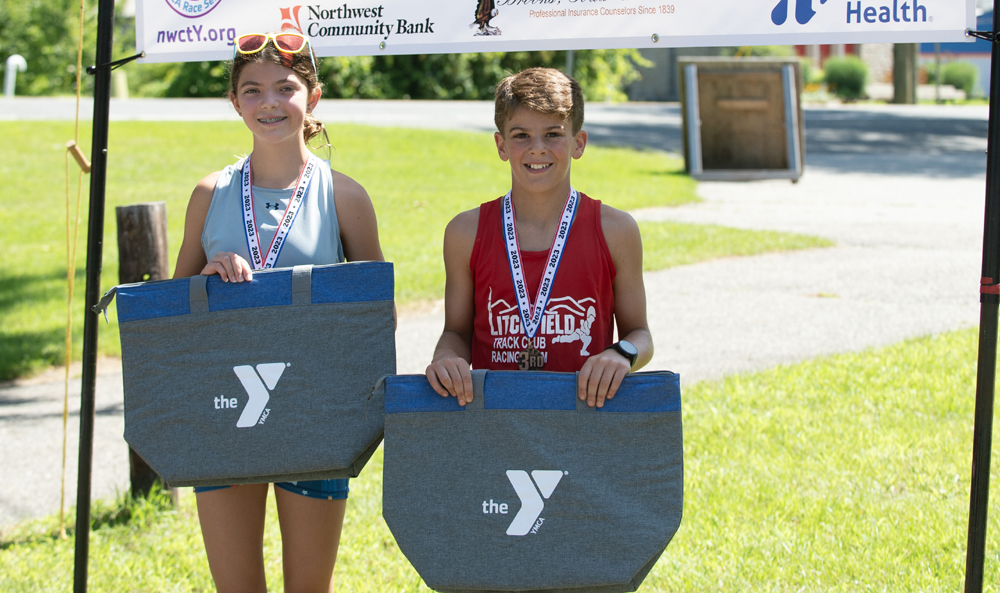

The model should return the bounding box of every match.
[0,269,85,312]
[643,169,691,178]
[0,269,87,382]
[0,486,173,550]
[0,328,68,383]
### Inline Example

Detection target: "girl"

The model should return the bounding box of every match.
[173,31,386,593]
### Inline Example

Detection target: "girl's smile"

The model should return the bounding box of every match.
[230,61,318,146]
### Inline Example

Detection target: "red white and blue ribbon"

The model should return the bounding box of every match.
[502,188,579,340]
[241,154,317,270]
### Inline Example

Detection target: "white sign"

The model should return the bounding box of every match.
[136,0,976,63]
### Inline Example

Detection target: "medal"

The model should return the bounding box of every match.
[502,188,579,371]
[516,344,546,371]
[241,154,318,270]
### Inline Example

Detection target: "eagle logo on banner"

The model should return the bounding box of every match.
[471,0,501,36]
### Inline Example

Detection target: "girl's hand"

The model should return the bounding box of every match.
[201,252,254,283]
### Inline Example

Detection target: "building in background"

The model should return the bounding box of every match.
[794,44,858,69]
[627,0,990,103]
[627,48,727,102]
[626,45,861,102]
[918,10,991,97]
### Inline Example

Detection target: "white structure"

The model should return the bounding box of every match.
[4,55,27,98]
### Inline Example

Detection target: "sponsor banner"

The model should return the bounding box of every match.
[137,0,975,63]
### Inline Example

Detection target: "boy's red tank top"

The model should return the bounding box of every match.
[470,193,616,371]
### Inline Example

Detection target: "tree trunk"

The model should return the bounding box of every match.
[893,43,918,105]
[115,202,174,501]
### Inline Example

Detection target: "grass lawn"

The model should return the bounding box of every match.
[639,221,830,271]
[0,120,826,382]
[1,327,995,591]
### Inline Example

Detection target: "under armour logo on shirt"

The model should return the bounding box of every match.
[264,202,281,211]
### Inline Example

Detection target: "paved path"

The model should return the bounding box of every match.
[0,99,989,528]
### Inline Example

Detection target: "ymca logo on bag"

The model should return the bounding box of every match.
[214,363,288,428]
[483,470,566,536]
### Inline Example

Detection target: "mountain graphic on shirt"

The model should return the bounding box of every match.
[487,287,596,355]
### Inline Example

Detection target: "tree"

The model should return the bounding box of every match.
[893,43,917,105]
[4,1,649,101]
[162,49,649,102]
[0,0,97,96]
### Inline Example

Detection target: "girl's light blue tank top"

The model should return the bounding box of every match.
[201,157,345,267]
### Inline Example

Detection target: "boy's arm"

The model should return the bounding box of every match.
[577,205,654,408]
[426,208,480,405]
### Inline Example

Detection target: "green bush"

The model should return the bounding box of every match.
[823,56,867,99]
[0,0,97,96]
[1,0,648,101]
[723,45,796,58]
[157,50,649,101]
[801,59,821,86]
[941,60,978,96]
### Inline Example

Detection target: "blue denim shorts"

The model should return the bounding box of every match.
[193,479,350,501]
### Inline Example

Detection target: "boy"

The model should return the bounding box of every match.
[426,67,652,408]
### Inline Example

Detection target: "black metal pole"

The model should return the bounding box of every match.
[964,4,1000,592]
[73,0,115,591]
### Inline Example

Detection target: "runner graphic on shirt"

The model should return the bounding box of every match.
[552,306,596,356]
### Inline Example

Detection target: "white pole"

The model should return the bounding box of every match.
[4,55,27,98]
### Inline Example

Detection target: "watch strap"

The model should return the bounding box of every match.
[606,340,638,368]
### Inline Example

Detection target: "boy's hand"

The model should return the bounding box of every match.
[426,358,475,406]
[577,349,631,408]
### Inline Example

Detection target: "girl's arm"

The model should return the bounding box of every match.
[332,170,397,329]
[173,171,255,282]
[174,173,215,279]
[332,171,385,263]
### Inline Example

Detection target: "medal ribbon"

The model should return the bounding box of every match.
[241,154,318,270]
[502,188,579,341]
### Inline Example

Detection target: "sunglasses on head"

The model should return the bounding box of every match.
[234,32,318,73]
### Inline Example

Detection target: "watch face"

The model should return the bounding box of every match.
[618,340,638,357]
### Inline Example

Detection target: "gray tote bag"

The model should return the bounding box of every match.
[96,261,395,487]
[382,370,683,593]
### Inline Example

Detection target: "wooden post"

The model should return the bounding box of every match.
[115,202,173,500]
[893,43,918,105]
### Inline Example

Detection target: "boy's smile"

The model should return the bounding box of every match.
[495,107,587,201]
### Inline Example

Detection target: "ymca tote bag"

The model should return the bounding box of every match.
[95,262,394,487]
[381,370,683,593]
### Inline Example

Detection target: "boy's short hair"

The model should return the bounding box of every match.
[494,67,584,135]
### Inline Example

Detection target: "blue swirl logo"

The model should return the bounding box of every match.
[772,0,828,25]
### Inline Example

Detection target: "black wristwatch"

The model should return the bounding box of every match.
[606,340,638,368]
